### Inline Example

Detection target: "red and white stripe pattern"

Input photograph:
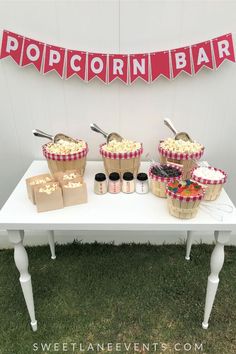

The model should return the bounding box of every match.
[191,166,227,185]
[99,143,143,160]
[148,164,182,182]
[166,187,205,202]
[42,142,88,161]
[158,145,204,161]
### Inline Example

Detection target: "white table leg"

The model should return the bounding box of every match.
[48,231,56,260]
[202,230,231,329]
[185,230,193,260]
[8,230,37,331]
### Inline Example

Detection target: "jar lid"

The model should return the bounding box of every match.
[123,172,134,181]
[95,173,106,182]
[109,172,120,181]
[137,173,148,181]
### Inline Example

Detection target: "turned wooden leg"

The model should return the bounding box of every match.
[202,230,231,329]
[185,230,193,260]
[48,231,56,260]
[8,230,37,331]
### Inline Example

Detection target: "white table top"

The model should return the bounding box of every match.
[0,160,235,231]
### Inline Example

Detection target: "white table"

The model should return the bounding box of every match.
[0,160,235,331]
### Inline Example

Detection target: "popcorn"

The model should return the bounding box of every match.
[160,138,203,154]
[39,183,58,195]
[102,139,141,153]
[62,172,78,180]
[64,181,82,188]
[30,177,51,185]
[46,139,86,155]
[193,167,225,181]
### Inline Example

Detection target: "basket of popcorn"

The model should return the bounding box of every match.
[158,138,204,179]
[99,139,143,177]
[191,166,227,201]
[149,163,182,198]
[42,139,88,175]
[166,180,205,219]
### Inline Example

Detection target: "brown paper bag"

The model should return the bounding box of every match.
[34,182,64,212]
[61,178,87,207]
[26,174,54,204]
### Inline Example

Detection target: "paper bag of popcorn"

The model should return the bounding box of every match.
[53,170,83,184]
[26,174,54,204]
[61,178,87,207]
[34,182,64,212]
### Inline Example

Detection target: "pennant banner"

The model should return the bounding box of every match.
[0,30,235,84]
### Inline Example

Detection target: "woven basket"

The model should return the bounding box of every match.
[149,164,182,198]
[42,142,88,176]
[191,167,227,201]
[166,184,204,219]
[99,143,143,177]
[158,143,204,179]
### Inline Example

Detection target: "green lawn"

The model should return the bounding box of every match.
[0,242,235,354]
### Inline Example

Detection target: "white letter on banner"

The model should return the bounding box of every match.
[197,47,209,65]
[6,36,18,53]
[175,53,186,69]
[26,44,40,61]
[113,59,124,75]
[71,55,81,72]
[49,50,60,66]
[91,57,103,74]
[133,58,145,75]
[218,40,230,58]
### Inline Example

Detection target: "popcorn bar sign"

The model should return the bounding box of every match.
[0,30,235,84]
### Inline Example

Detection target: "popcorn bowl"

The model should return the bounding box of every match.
[99,143,143,177]
[191,166,227,201]
[158,142,204,179]
[42,141,88,175]
[166,181,205,219]
[149,163,183,198]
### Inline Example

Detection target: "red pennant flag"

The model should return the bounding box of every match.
[87,53,107,83]
[43,44,65,78]
[150,51,171,81]
[0,30,24,65]
[129,54,149,83]
[191,41,213,74]
[171,46,192,78]
[108,54,128,84]
[66,50,87,80]
[212,33,235,68]
[21,37,45,72]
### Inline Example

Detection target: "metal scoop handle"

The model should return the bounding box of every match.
[90,123,108,139]
[32,129,54,141]
[164,118,178,135]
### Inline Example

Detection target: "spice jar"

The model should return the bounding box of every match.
[136,173,149,194]
[122,172,135,194]
[108,172,121,194]
[94,173,107,195]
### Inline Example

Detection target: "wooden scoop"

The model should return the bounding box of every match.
[32,129,78,144]
[90,123,123,143]
[164,118,193,142]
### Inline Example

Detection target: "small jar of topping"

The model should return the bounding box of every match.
[136,173,149,194]
[108,172,121,194]
[122,172,135,194]
[94,173,107,195]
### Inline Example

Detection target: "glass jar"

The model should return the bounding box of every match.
[94,173,107,195]
[122,172,135,194]
[108,172,121,194]
[136,173,149,194]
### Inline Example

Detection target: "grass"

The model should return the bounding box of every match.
[0,242,235,354]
